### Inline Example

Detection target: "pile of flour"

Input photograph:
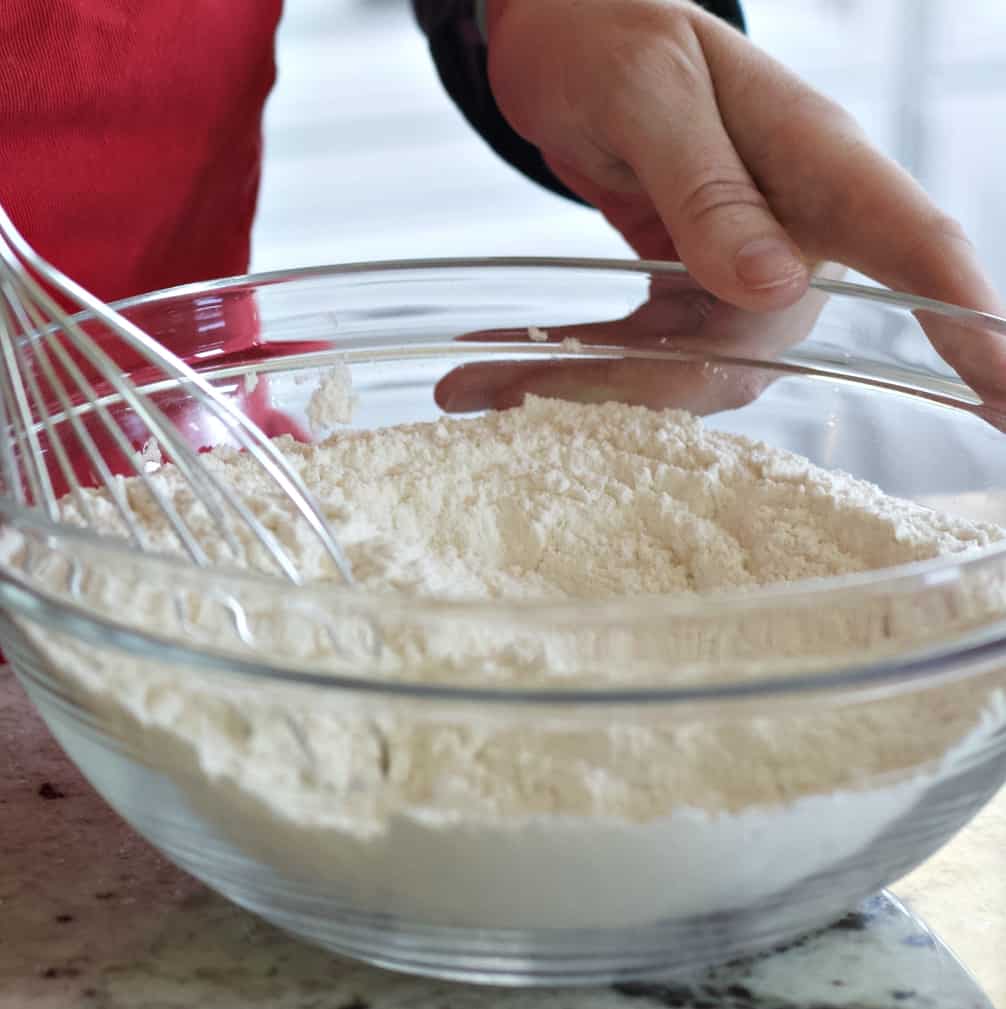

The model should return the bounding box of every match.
[7,396,1006,928]
[305,359,357,432]
[57,394,1004,597]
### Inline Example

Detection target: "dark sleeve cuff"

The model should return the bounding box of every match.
[412,1,747,206]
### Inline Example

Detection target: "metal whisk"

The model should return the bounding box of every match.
[0,204,354,585]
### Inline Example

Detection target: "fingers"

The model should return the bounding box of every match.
[798,147,1006,399]
[599,22,809,311]
[701,22,996,315]
[436,274,835,416]
[693,15,1006,399]
[750,108,1005,320]
[435,357,775,417]
[488,0,1006,401]
[438,263,837,415]
[798,138,1006,401]
[455,288,716,350]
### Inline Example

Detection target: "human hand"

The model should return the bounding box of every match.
[435,265,836,415]
[484,0,1006,401]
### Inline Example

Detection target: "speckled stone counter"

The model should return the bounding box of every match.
[2,665,1002,1009]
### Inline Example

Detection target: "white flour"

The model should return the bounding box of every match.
[7,397,1006,928]
[305,360,356,432]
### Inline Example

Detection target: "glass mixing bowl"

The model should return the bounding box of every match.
[3,258,1006,986]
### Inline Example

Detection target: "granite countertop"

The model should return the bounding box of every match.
[2,664,1003,1009]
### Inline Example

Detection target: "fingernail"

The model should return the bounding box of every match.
[735,239,807,291]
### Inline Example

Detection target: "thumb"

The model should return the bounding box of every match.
[601,30,808,309]
[625,110,809,310]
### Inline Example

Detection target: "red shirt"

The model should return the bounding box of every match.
[0,1,282,303]
[0,0,318,486]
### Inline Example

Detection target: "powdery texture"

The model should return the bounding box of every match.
[58,396,1003,597]
[305,360,356,432]
[6,397,1006,927]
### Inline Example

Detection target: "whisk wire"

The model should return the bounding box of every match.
[39,322,302,578]
[8,245,303,577]
[3,286,79,521]
[0,289,55,516]
[33,315,197,559]
[0,301,31,508]
[12,286,135,536]
[54,298,351,581]
[0,360,22,507]
[0,204,354,585]
[1,253,212,558]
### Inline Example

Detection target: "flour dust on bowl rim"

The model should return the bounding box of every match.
[2,258,1006,986]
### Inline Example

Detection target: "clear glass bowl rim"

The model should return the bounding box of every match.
[4,255,1006,705]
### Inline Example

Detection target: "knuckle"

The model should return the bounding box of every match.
[926,212,972,249]
[593,16,713,148]
[678,176,768,228]
[794,88,864,142]
[810,93,862,136]
[895,211,975,277]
